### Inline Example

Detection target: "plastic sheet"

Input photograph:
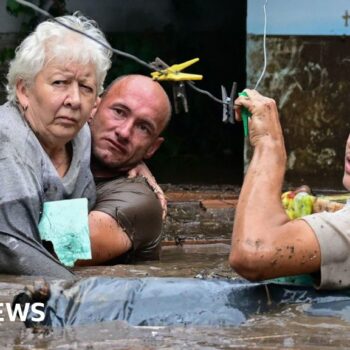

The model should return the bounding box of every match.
[38,198,91,266]
[13,277,350,328]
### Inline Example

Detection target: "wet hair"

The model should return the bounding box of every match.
[6,13,112,103]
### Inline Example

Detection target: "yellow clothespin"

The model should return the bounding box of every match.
[151,58,203,81]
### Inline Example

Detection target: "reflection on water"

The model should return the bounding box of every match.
[8,311,350,349]
[1,244,350,349]
[76,243,235,279]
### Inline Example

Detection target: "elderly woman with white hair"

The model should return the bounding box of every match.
[0,14,111,278]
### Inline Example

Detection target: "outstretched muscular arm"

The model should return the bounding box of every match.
[229,89,321,281]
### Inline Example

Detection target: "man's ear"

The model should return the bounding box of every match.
[144,137,164,159]
[88,97,101,124]
[16,79,29,109]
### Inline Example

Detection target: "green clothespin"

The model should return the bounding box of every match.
[238,91,252,137]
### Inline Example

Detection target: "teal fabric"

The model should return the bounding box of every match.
[268,274,314,287]
[38,198,91,267]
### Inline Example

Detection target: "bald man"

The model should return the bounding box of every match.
[82,75,171,265]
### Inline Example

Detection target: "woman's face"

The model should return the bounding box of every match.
[17,60,97,149]
[343,134,350,190]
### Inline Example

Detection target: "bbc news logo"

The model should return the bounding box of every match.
[0,303,45,322]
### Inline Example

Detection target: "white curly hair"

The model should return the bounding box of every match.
[6,13,112,103]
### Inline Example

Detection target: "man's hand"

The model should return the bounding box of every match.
[234,89,284,148]
[128,162,167,220]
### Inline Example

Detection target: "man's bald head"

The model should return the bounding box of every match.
[90,74,172,174]
[103,74,171,134]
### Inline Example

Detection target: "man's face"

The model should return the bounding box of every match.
[90,77,168,172]
[343,134,350,190]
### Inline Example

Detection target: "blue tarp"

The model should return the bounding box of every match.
[13,277,350,327]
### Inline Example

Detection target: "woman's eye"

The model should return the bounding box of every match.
[53,80,66,86]
[80,84,94,93]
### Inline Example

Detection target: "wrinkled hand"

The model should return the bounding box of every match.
[234,89,284,147]
[128,162,167,220]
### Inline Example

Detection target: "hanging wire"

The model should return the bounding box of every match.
[187,81,225,104]
[254,0,268,90]
[15,0,155,71]
[15,0,228,105]
[15,0,268,105]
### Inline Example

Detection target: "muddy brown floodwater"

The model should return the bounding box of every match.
[1,244,350,350]
[1,188,350,349]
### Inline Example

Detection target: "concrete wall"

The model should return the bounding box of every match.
[247,0,350,190]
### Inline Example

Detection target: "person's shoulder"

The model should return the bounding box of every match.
[73,123,91,151]
[0,102,40,160]
[304,204,350,225]
[0,102,27,135]
[95,175,127,191]
[0,101,17,122]
[335,204,350,218]
[0,101,14,114]
[76,123,91,141]
[326,204,350,217]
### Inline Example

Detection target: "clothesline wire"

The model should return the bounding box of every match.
[15,0,268,106]
[254,0,268,90]
[16,0,228,105]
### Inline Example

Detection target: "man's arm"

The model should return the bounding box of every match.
[229,89,321,281]
[76,176,163,266]
[76,211,132,266]
[128,161,167,219]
